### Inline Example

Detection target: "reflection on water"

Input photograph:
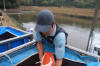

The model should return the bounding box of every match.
[22,22,36,30]
[60,24,90,50]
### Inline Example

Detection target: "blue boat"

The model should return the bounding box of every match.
[0,26,33,53]
[0,27,100,66]
[0,40,100,66]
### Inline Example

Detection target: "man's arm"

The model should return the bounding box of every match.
[54,32,66,66]
[34,31,43,61]
[37,42,44,61]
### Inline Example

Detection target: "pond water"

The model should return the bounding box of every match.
[10,11,100,51]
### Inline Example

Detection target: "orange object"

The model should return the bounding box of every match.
[41,52,55,66]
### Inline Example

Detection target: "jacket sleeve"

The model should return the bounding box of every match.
[34,31,42,42]
[54,32,66,59]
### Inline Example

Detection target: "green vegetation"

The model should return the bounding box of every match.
[9,15,25,30]
[21,0,97,8]
[0,0,99,9]
[0,0,20,9]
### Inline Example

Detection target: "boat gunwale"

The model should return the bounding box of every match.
[0,40,35,57]
[7,26,29,34]
[66,45,100,61]
[6,30,18,36]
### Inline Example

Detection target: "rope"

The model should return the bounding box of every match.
[0,53,15,66]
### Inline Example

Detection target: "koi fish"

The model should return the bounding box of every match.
[41,52,55,66]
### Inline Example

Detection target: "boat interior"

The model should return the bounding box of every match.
[17,53,86,66]
[0,31,17,41]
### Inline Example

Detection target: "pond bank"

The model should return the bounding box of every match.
[20,6,100,19]
[1,11,25,30]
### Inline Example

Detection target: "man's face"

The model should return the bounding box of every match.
[42,22,55,36]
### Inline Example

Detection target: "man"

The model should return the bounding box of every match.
[34,9,68,66]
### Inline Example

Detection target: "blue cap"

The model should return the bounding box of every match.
[35,9,54,32]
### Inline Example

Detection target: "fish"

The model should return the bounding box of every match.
[41,52,55,66]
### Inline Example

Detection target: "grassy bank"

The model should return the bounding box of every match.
[8,15,25,30]
[7,6,100,29]
[20,6,100,18]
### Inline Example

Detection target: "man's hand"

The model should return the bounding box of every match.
[55,59,63,66]
[37,42,44,61]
